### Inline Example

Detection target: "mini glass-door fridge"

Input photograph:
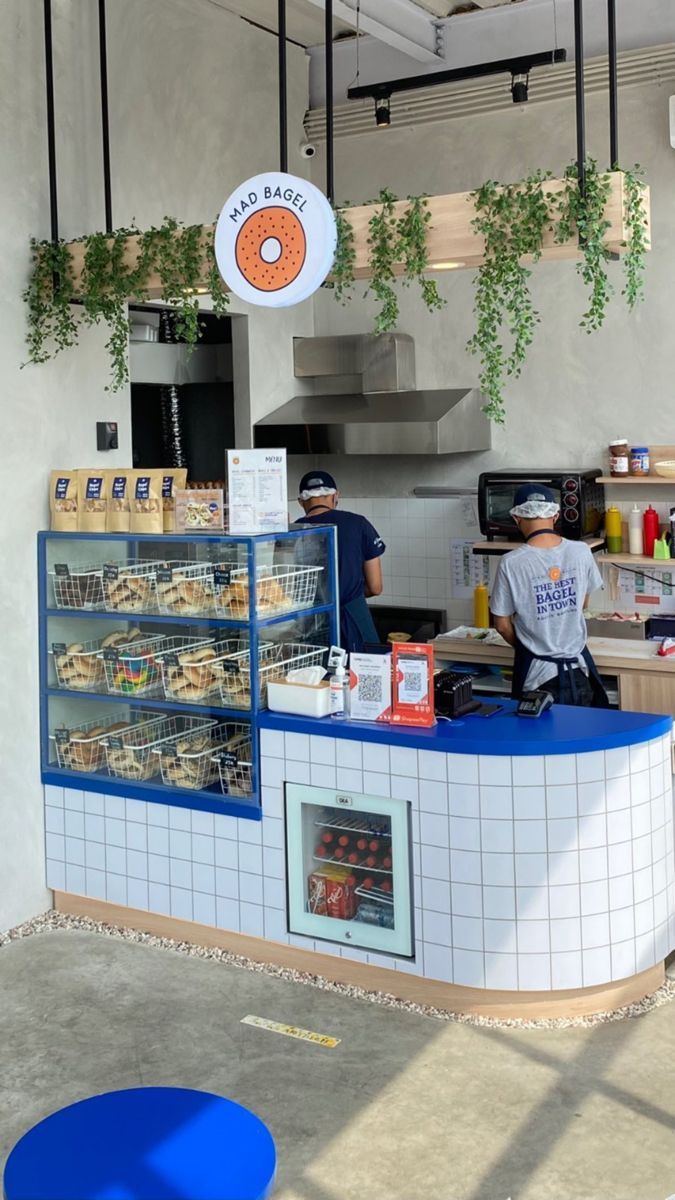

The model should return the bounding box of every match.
[285,783,414,958]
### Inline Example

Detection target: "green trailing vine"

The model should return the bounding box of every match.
[622,165,649,309]
[468,170,552,423]
[366,187,401,332]
[22,218,229,390]
[331,204,356,304]
[398,194,445,317]
[555,158,612,332]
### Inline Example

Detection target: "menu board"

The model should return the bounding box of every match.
[227,449,288,535]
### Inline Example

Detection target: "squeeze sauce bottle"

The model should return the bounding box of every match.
[628,505,643,556]
[605,505,623,554]
[473,583,489,629]
[643,506,659,558]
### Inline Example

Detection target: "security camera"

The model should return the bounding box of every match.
[300,141,317,159]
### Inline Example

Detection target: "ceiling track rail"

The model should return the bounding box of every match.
[305,42,675,140]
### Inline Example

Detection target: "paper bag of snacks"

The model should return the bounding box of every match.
[49,470,78,531]
[129,470,163,534]
[162,469,188,533]
[107,470,132,532]
[175,488,225,533]
[77,469,108,532]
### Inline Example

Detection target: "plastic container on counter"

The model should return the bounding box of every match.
[630,446,650,476]
[608,439,629,477]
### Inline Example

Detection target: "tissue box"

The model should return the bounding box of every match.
[267,679,332,718]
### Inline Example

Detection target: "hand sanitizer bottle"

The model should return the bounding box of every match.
[330,663,348,717]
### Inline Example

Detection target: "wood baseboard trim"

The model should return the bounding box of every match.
[53,892,665,1020]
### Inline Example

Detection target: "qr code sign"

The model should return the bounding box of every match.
[400,670,423,698]
[358,675,383,703]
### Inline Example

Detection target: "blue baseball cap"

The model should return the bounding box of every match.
[299,470,337,496]
[512,483,557,508]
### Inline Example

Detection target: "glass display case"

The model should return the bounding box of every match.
[39,528,338,818]
[285,783,414,957]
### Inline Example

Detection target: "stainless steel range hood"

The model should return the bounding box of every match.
[254,334,491,456]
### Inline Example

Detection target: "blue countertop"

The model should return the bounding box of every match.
[258,701,671,756]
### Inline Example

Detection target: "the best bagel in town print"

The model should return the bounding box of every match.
[215,172,337,307]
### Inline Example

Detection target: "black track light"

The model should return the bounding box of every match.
[375,96,391,128]
[511,71,529,103]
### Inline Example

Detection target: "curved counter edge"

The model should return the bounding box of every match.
[258,703,672,757]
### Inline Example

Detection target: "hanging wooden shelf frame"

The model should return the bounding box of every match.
[61,170,649,299]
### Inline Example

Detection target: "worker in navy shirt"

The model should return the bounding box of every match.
[296,470,386,653]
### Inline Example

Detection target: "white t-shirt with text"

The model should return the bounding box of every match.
[491,539,604,690]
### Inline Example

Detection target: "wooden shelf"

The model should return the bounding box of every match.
[473,537,604,557]
[598,476,674,485]
[599,553,675,568]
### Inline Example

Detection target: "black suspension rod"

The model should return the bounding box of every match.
[278,0,288,172]
[607,0,618,167]
[43,0,59,243]
[98,0,113,231]
[325,0,334,204]
[573,0,586,196]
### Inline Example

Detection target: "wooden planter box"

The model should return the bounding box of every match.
[63,172,649,297]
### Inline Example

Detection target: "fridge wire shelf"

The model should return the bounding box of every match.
[98,634,197,698]
[153,720,243,791]
[354,884,394,906]
[214,564,324,620]
[49,563,106,611]
[313,814,392,838]
[312,853,393,876]
[156,561,217,617]
[103,559,160,614]
[103,712,217,782]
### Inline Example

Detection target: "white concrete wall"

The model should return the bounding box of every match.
[0,0,310,929]
[306,77,675,496]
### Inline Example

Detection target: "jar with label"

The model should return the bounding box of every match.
[630,446,650,476]
[608,439,629,476]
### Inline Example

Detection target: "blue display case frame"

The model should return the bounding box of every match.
[38,527,339,819]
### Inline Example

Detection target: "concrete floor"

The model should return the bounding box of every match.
[1,932,675,1200]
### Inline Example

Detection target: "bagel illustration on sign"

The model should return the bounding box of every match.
[215,172,337,308]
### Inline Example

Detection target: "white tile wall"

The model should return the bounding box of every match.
[45,731,675,994]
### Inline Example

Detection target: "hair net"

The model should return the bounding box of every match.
[510,497,560,520]
[300,486,337,501]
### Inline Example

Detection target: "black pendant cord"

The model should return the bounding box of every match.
[98,0,113,232]
[573,0,586,199]
[607,0,618,168]
[325,0,334,204]
[43,0,59,246]
[278,0,288,172]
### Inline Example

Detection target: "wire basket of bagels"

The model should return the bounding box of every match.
[212,729,253,798]
[155,561,217,617]
[153,720,239,791]
[102,560,159,614]
[158,639,269,706]
[49,563,106,611]
[50,714,133,773]
[214,564,323,620]
[50,628,147,691]
[98,634,173,698]
[103,712,217,782]
[218,641,327,709]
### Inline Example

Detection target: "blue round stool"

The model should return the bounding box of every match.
[3,1087,276,1200]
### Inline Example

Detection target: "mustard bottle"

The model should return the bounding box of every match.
[605,505,623,554]
[473,583,489,629]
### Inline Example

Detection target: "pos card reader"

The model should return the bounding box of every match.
[516,691,555,718]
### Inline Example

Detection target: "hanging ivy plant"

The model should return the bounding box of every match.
[398,194,445,317]
[467,170,552,424]
[622,165,649,310]
[22,218,229,390]
[366,187,401,332]
[555,158,612,332]
[331,203,356,304]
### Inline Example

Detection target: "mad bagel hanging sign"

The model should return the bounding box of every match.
[215,172,337,307]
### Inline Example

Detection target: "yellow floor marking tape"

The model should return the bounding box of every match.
[241,1014,340,1048]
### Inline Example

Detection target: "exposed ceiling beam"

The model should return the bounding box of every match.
[303,0,443,63]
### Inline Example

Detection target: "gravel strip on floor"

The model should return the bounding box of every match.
[2,909,674,1031]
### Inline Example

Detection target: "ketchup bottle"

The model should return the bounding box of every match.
[643,505,659,557]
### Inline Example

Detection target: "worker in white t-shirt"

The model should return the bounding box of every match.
[490,483,607,707]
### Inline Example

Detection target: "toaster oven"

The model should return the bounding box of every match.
[478,470,604,541]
